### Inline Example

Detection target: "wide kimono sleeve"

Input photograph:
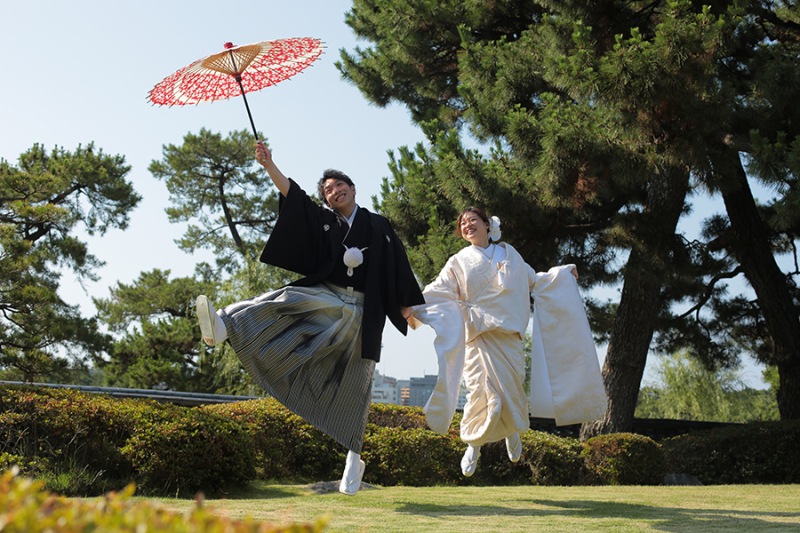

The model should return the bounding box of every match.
[259,179,333,276]
[407,257,467,434]
[378,219,426,336]
[528,265,606,425]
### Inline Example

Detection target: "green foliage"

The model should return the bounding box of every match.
[0,385,135,458]
[367,402,429,429]
[204,398,343,482]
[521,431,585,486]
[0,468,327,533]
[0,385,254,497]
[662,420,800,484]
[6,384,800,495]
[582,433,666,486]
[364,426,462,486]
[339,0,800,425]
[121,408,255,496]
[0,143,139,380]
[763,365,780,390]
[635,350,780,422]
[94,269,221,393]
[471,438,539,486]
[149,129,279,273]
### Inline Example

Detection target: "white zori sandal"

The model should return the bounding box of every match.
[196,295,227,346]
[461,445,480,477]
[340,450,366,496]
[506,432,522,463]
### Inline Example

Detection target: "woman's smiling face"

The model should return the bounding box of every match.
[459,212,490,247]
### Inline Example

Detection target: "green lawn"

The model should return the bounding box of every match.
[146,482,800,532]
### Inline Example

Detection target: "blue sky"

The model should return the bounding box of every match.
[1,0,776,388]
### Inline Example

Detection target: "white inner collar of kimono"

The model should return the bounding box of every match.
[473,242,506,264]
[340,204,359,226]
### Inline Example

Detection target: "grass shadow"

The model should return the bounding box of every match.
[394,497,800,532]
[202,480,306,500]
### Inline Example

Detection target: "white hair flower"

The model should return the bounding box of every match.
[488,216,502,242]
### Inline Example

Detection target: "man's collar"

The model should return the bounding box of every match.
[337,204,359,226]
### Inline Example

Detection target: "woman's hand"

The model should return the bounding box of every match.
[570,266,579,280]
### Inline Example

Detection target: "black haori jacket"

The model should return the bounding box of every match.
[259,179,424,362]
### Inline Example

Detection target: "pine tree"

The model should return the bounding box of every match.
[0,143,139,381]
[96,131,294,393]
[148,128,279,274]
[338,0,800,430]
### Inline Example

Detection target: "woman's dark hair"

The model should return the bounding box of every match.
[455,206,491,239]
[317,169,355,206]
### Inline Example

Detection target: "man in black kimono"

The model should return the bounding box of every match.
[196,141,424,495]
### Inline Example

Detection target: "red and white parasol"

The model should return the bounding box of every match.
[148,38,324,138]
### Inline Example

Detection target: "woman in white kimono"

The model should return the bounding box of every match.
[408,207,605,477]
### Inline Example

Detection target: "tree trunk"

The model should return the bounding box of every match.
[581,168,689,438]
[720,151,800,420]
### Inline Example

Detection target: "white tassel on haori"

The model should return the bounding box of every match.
[489,216,502,242]
[343,246,368,276]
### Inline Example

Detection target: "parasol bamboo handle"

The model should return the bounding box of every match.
[227,48,260,142]
[235,75,260,141]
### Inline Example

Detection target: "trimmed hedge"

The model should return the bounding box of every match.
[121,407,255,495]
[363,426,462,486]
[3,384,799,497]
[0,467,326,533]
[661,420,800,484]
[367,402,430,429]
[0,385,139,494]
[204,399,343,482]
[522,431,586,486]
[582,433,667,485]
[0,385,255,496]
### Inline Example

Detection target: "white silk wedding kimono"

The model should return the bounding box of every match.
[409,243,605,445]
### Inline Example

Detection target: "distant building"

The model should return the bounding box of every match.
[370,370,468,410]
[408,374,438,407]
[398,380,410,406]
[457,385,468,410]
[371,368,399,404]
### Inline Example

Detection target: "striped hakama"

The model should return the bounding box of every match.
[219,282,374,453]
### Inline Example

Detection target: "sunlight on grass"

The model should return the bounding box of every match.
[144,482,800,532]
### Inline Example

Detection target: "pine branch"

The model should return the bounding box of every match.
[673,266,745,322]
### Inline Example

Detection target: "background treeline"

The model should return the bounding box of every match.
[1,384,797,498]
[634,350,779,422]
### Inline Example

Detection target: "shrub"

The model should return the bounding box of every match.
[661,420,800,484]
[582,433,666,485]
[0,385,144,494]
[121,407,256,496]
[368,403,429,429]
[204,398,343,482]
[522,431,586,486]
[464,438,532,486]
[0,467,326,533]
[0,385,258,497]
[8,383,799,493]
[363,426,462,486]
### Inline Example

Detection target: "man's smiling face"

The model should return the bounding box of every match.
[322,178,357,215]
